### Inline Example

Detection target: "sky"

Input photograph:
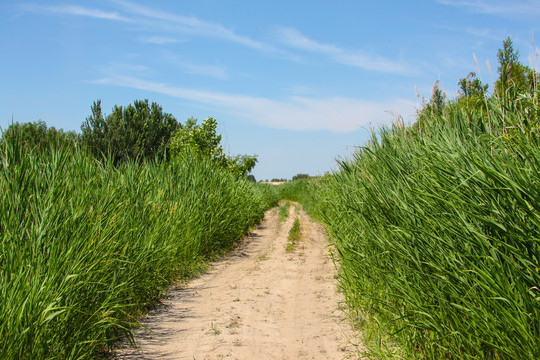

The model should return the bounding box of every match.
[1,1,539,181]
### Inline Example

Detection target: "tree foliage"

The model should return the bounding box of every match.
[496,37,523,96]
[168,117,257,177]
[429,80,446,115]
[292,173,309,181]
[457,72,488,99]
[169,117,227,167]
[81,99,179,164]
[416,36,538,127]
[0,120,78,152]
[495,37,539,101]
[417,80,447,122]
[456,72,489,110]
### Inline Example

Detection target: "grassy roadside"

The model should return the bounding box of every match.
[278,95,540,359]
[0,135,278,359]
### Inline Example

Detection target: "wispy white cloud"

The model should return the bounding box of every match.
[275,27,418,75]
[20,4,129,21]
[21,1,294,58]
[436,0,540,16]
[183,63,228,79]
[111,0,267,51]
[158,51,228,79]
[97,62,152,78]
[92,75,415,132]
[139,36,182,45]
[463,27,502,40]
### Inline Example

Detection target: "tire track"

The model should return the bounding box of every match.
[116,203,361,359]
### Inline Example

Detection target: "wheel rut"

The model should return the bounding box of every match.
[116,203,360,359]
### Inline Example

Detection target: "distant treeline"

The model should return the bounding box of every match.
[420,36,538,119]
[1,99,257,178]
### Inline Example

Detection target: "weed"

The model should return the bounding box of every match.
[286,218,301,252]
[278,202,291,222]
[209,322,221,336]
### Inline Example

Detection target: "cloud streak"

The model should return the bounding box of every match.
[111,0,268,51]
[21,2,413,69]
[21,1,290,57]
[275,27,417,75]
[182,63,228,79]
[20,4,129,21]
[436,0,540,16]
[92,75,415,132]
[139,36,182,45]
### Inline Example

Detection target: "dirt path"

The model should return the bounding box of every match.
[116,203,360,359]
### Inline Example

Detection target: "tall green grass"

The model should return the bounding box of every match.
[288,96,540,359]
[0,134,277,359]
[278,202,291,222]
[286,218,301,252]
[278,178,326,220]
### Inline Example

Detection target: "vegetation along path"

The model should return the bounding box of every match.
[117,202,360,359]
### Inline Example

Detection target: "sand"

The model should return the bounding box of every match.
[116,203,361,359]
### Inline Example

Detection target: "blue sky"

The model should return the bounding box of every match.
[1,1,539,180]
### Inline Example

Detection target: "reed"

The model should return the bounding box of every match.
[285,94,540,359]
[0,133,276,359]
[279,202,291,222]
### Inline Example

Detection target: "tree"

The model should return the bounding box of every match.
[457,72,489,110]
[168,117,258,177]
[1,120,78,152]
[168,117,227,167]
[495,37,523,97]
[494,37,540,97]
[458,72,488,99]
[292,173,309,181]
[229,154,258,178]
[81,99,180,164]
[81,100,107,158]
[430,80,446,116]
[417,80,447,121]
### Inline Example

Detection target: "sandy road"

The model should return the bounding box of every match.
[116,202,360,359]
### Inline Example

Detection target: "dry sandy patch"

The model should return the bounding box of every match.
[116,203,361,359]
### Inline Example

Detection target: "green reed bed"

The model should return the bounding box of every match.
[278,178,327,220]
[0,136,276,359]
[278,201,291,222]
[315,98,539,359]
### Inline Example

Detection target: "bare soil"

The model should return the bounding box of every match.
[116,203,361,359]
